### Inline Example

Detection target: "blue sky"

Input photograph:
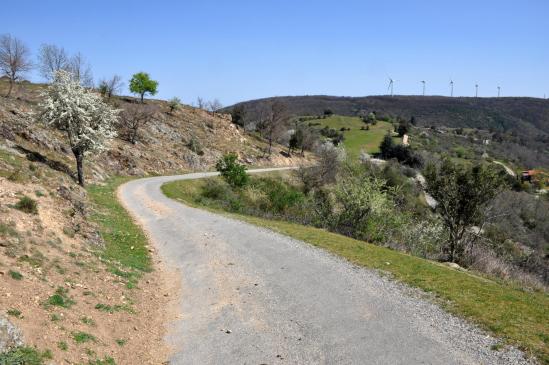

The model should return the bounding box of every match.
[3,0,548,105]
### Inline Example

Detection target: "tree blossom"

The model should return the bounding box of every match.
[40,71,118,186]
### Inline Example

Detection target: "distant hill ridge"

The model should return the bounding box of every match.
[226,95,549,138]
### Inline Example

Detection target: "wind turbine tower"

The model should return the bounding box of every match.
[421,80,426,96]
[497,86,501,97]
[449,79,454,97]
[387,77,395,97]
[475,83,479,97]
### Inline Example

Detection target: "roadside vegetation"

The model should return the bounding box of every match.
[162,151,549,362]
[87,177,151,272]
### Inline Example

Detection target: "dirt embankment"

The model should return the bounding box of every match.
[0,173,180,363]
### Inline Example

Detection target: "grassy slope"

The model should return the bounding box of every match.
[162,177,549,364]
[87,177,151,272]
[307,115,399,157]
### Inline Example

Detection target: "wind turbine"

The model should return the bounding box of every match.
[421,80,426,96]
[475,83,479,97]
[449,79,454,97]
[387,77,395,97]
[497,86,501,97]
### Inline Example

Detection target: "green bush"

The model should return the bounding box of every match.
[9,270,23,280]
[46,287,75,308]
[14,196,38,214]
[72,331,96,344]
[215,153,249,188]
[201,179,231,200]
[252,178,305,214]
[187,135,204,155]
[7,308,22,318]
[0,346,50,365]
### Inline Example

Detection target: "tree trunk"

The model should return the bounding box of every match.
[268,137,272,156]
[6,79,14,97]
[140,92,144,103]
[74,151,85,187]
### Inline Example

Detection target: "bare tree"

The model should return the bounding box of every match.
[299,125,319,155]
[118,103,157,144]
[297,142,343,192]
[38,44,69,81]
[0,34,33,97]
[99,75,124,98]
[207,99,223,114]
[257,100,289,156]
[196,97,205,109]
[67,52,93,87]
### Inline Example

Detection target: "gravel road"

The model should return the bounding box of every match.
[119,168,531,365]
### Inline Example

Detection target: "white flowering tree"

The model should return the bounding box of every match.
[40,71,118,186]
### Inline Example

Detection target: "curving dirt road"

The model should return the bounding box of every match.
[118,169,529,365]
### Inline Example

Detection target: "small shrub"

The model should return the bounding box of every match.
[201,179,232,200]
[80,316,96,326]
[9,270,23,280]
[115,339,126,346]
[57,341,68,351]
[72,331,96,344]
[168,97,181,113]
[94,303,134,314]
[62,226,76,238]
[87,357,116,365]
[215,153,249,188]
[50,313,61,321]
[0,222,19,237]
[46,287,75,308]
[7,168,25,182]
[187,135,204,155]
[14,196,38,214]
[0,346,50,365]
[7,308,22,318]
[18,250,46,268]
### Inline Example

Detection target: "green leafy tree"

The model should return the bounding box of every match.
[397,120,409,137]
[231,104,246,127]
[215,153,249,188]
[379,133,395,158]
[424,159,505,263]
[129,72,158,103]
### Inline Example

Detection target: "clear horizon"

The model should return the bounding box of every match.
[3,0,548,105]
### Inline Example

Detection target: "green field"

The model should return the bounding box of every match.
[162,176,549,364]
[305,115,399,158]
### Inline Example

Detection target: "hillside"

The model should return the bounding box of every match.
[0,81,313,181]
[226,95,549,168]
[227,95,549,135]
[0,81,312,364]
[303,115,398,158]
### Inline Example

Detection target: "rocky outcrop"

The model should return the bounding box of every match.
[0,316,24,353]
